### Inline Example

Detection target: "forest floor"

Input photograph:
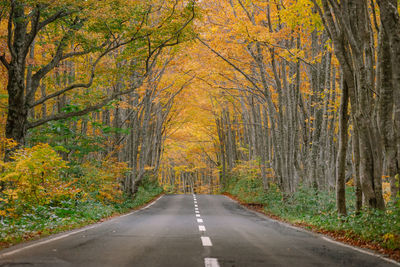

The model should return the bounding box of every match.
[223,180,400,263]
[0,185,163,250]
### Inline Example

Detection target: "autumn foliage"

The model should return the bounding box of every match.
[0,142,128,218]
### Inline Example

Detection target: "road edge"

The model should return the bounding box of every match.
[0,194,164,258]
[224,194,400,266]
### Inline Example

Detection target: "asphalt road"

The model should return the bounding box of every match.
[0,194,398,267]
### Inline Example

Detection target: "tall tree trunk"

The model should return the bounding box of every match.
[352,126,363,212]
[4,2,29,158]
[336,78,349,215]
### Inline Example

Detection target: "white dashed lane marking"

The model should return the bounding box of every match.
[193,197,220,266]
[204,258,220,267]
[201,236,213,246]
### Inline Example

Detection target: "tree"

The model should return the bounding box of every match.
[311,0,390,209]
[0,0,195,158]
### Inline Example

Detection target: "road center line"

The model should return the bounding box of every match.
[199,225,206,231]
[201,236,213,246]
[204,258,220,267]
[197,218,203,223]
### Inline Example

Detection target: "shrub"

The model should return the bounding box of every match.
[0,144,79,217]
[73,158,128,204]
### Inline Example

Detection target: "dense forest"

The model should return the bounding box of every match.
[0,0,399,257]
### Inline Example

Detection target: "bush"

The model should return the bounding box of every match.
[72,158,128,204]
[0,144,79,217]
[225,159,266,203]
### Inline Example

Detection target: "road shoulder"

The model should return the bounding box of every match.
[0,194,164,258]
[223,193,400,265]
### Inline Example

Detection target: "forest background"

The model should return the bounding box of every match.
[0,0,399,259]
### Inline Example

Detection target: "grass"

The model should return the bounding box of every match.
[225,176,400,251]
[0,180,163,249]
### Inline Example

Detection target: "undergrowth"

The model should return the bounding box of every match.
[0,143,163,249]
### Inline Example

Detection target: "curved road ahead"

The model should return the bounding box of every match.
[0,194,398,267]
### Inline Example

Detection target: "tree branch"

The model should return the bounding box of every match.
[145,3,195,71]
[25,17,90,102]
[260,41,316,70]
[29,30,150,108]
[29,46,111,108]
[197,37,262,92]
[0,54,9,69]
[24,7,41,55]
[237,0,255,25]
[37,9,74,32]
[27,80,145,129]
[7,3,16,59]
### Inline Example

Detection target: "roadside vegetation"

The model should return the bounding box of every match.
[0,141,162,249]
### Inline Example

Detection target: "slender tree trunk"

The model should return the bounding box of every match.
[336,78,349,215]
[352,126,363,212]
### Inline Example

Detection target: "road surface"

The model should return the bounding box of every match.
[0,194,398,267]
